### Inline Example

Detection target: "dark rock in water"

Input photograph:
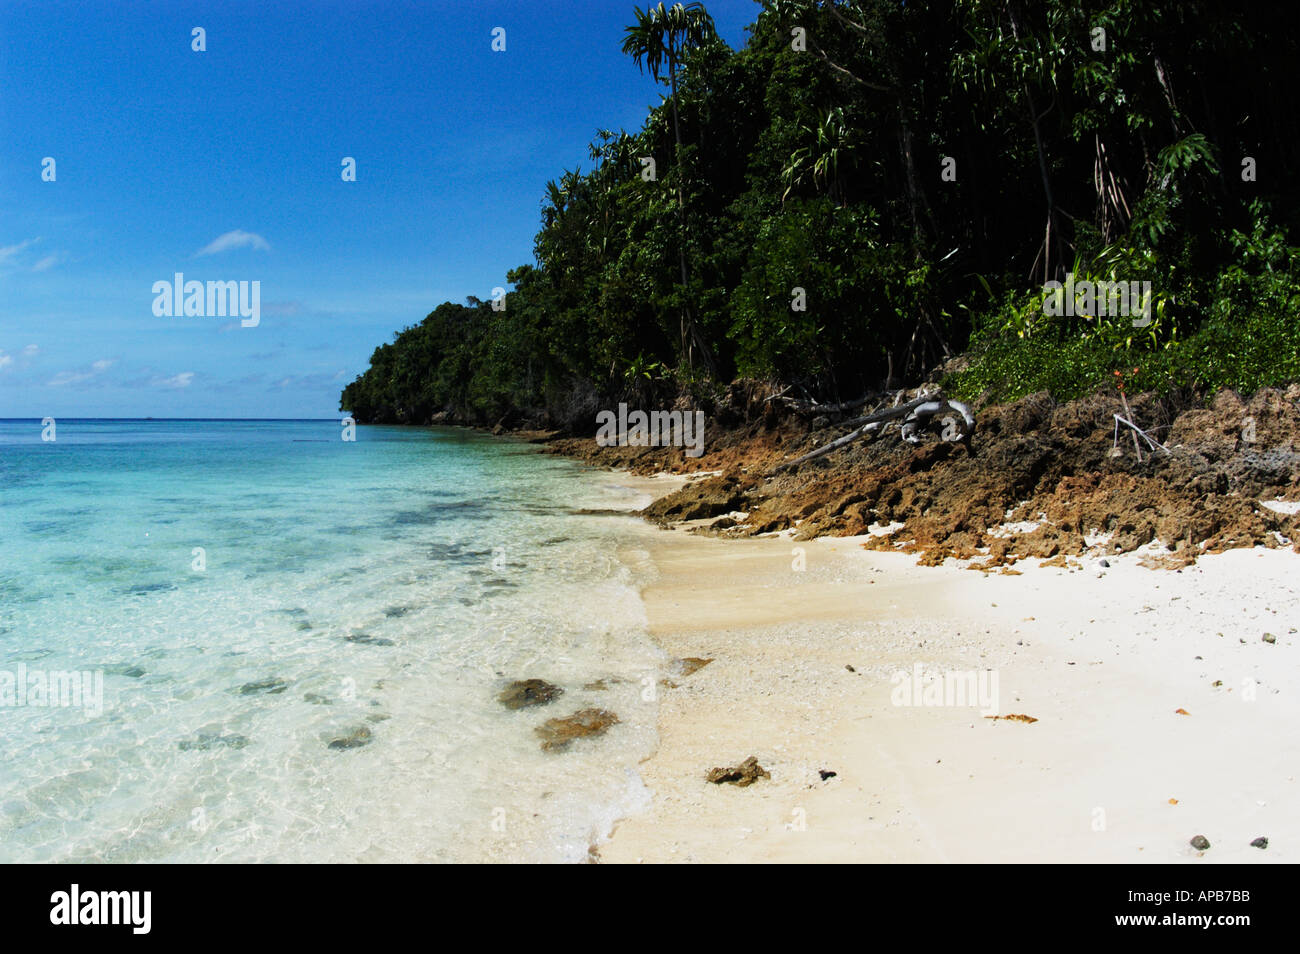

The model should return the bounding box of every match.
[10,648,54,662]
[294,621,313,631]
[239,678,288,695]
[345,633,395,647]
[123,581,178,595]
[1251,836,1269,849]
[303,693,333,705]
[365,713,391,723]
[179,733,249,751]
[327,726,372,750]
[1190,834,1211,851]
[383,606,412,618]
[707,756,770,787]
[673,657,713,677]
[819,769,837,780]
[104,664,146,678]
[499,679,564,709]
[535,708,619,751]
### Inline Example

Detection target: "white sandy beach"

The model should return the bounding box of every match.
[600,518,1300,863]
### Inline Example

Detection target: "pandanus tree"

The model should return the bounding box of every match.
[781,106,861,206]
[622,2,718,373]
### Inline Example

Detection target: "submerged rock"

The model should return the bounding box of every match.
[303,693,333,705]
[178,733,249,752]
[499,679,564,710]
[1251,836,1269,849]
[327,726,372,750]
[104,664,146,678]
[1190,834,1211,851]
[239,678,288,695]
[707,756,770,787]
[535,708,619,751]
[345,633,395,646]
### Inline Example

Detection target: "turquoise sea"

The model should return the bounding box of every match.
[0,419,666,862]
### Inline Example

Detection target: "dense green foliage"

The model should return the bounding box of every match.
[342,0,1300,425]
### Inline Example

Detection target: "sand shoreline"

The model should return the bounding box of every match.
[597,495,1300,863]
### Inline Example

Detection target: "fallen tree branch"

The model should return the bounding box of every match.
[771,393,975,473]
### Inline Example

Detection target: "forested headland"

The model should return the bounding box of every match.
[340,0,1300,428]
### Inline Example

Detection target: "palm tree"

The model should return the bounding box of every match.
[622,2,717,373]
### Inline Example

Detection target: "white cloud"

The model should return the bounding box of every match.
[156,372,194,389]
[49,369,95,386]
[0,352,12,370]
[22,344,38,356]
[0,238,40,263]
[48,358,114,387]
[31,254,59,271]
[196,230,270,256]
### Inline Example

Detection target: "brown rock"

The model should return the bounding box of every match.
[706,755,770,787]
[673,657,713,677]
[327,726,372,750]
[535,708,620,752]
[498,678,564,710]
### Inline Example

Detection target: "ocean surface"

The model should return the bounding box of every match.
[0,419,667,862]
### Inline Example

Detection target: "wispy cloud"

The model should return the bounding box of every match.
[48,358,115,387]
[0,238,40,263]
[31,254,59,271]
[195,230,270,256]
[1,344,40,373]
[154,372,194,389]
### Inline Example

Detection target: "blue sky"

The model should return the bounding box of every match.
[0,0,758,418]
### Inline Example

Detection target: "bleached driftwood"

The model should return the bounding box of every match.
[1112,413,1169,458]
[771,390,884,415]
[772,391,975,473]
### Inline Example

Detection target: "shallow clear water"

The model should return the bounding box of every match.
[0,419,665,862]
